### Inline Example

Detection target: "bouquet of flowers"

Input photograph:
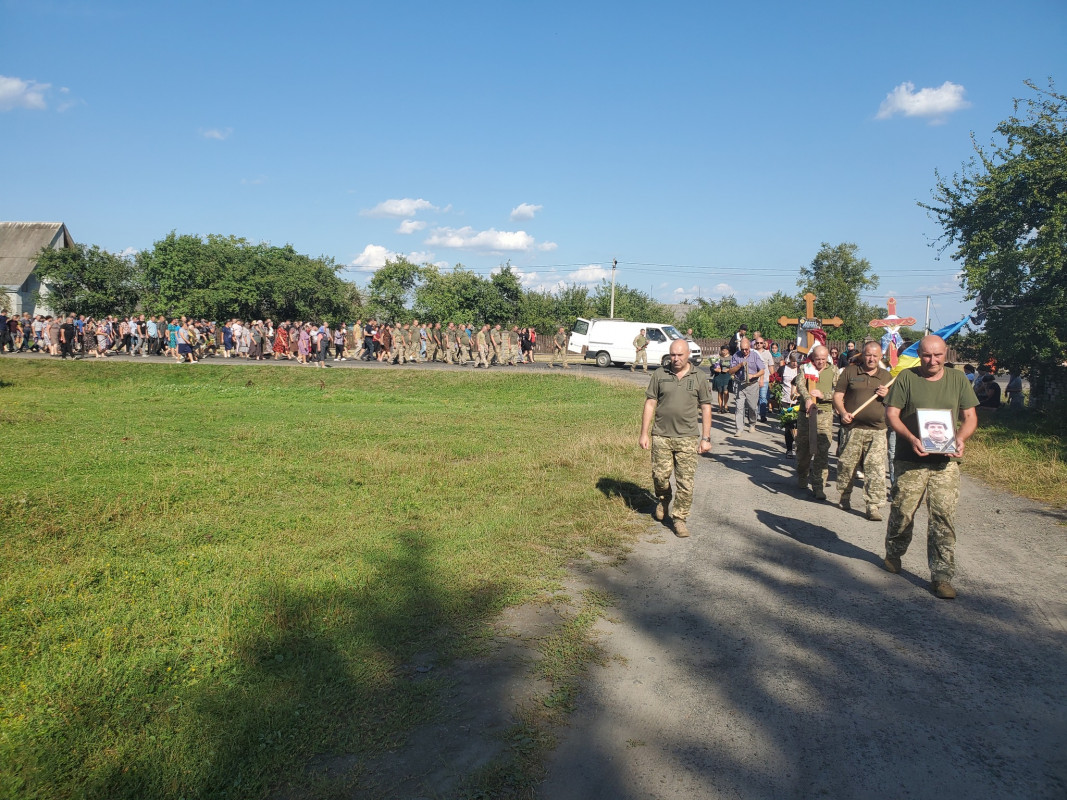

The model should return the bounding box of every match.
[778,403,799,426]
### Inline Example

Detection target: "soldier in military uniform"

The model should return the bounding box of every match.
[392,323,407,364]
[508,326,521,365]
[884,335,979,599]
[475,324,490,368]
[632,329,648,372]
[795,345,835,499]
[833,341,892,520]
[553,327,570,368]
[490,324,503,365]
[639,339,713,538]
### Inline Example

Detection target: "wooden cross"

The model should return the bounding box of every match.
[777,292,843,355]
[868,297,916,367]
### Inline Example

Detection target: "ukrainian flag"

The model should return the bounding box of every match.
[890,318,970,376]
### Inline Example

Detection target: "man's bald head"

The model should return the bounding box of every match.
[811,345,829,369]
[669,339,689,356]
[918,335,948,377]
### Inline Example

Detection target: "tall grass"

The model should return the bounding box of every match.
[0,360,650,799]
[963,406,1067,509]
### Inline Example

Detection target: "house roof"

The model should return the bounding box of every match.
[0,222,75,289]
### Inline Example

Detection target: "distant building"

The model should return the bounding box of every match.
[0,222,75,315]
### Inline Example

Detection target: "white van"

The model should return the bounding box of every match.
[568,318,702,368]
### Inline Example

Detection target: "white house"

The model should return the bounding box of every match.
[0,221,75,315]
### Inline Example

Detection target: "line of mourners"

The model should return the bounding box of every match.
[0,313,573,368]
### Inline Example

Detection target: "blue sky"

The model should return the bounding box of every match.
[2,0,1064,329]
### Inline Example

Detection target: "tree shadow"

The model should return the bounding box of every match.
[541,510,1067,799]
[59,533,517,799]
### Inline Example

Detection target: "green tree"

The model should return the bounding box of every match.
[34,244,141,318]
[482,265,523,324]
[413,265,487,322]
[798,242,880,337]
[139,233,348,321]
[367,257,423,322]
[552,284,594,328]
[923,80,1067,373]
[591,281,673,322]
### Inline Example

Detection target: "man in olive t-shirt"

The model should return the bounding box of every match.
[833,341,892,519]
[639,340,712,538]
[883,335,979,599]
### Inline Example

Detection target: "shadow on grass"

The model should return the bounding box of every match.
[62,535,514,799]
[596,477,654,514]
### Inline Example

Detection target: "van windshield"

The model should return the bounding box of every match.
[573,319,589,335]
[663,326,683,340]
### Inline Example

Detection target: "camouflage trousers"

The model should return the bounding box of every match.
[837,427,889,511]
[392,343,407,364]
[796,406,833,490]
[885,459,960,581]
[651,435,699,521]
[552,347,569,368]
[476,344,490,367]
[633,350,647,370]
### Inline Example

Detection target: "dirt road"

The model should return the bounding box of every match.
[540,418,1067,799]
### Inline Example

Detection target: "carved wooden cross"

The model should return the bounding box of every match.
[869,297,916,367]
[777,292,843,354]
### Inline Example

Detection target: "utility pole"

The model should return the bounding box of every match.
[609,258,617,319]
[924,296,931,334]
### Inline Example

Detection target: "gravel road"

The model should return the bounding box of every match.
[540,413,1067,800]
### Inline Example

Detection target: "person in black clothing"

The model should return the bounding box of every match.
[59,316,78,359]
[0,313,12,353]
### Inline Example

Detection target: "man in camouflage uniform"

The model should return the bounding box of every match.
[443,323,456,364]
[795,344,835,499]
[553,327,570,368]
[475,324,490,368]
[884,335,979,599]
[833,341,892,520]
[639,339,713,538]
[490,324,503,365]
[460,324,473,363]
[508,326,521,365]
[632,329,648,372]
[392,323,407,364]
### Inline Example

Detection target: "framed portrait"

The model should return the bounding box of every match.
[917,408,958,455]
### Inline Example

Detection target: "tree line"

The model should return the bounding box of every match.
[32,231,892,341]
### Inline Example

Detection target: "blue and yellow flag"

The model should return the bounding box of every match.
[890,318,970,376]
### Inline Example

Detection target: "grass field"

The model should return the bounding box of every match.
[963,405,1067,509]
[0,360,650,799]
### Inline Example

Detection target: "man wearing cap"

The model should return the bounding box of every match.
[639,339,713,538]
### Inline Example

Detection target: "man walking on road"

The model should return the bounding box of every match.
[553,327,569,368]
[883,335,978,599]
[833,341,891,519]
[639,339,713,538]
[727,337,764,435]
[795,344,835,499]
[632,328,648,372]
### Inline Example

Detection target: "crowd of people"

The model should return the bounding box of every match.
[0,313,552,368]
[642,322,1005,602]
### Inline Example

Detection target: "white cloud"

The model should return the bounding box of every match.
[201,127,233,140]
[406,250,436,264]
[510,202,543,221]
[397,219,427,234]
[119,247,139,259]
[350,244,397,271]
[713,283,734,295]
[566,265,610,283]
[424,226,555,253]
[0,75,50,111]
[362,198,439,218]
[876,81,970,122]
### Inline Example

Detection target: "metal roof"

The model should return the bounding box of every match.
[0,222,75,288]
